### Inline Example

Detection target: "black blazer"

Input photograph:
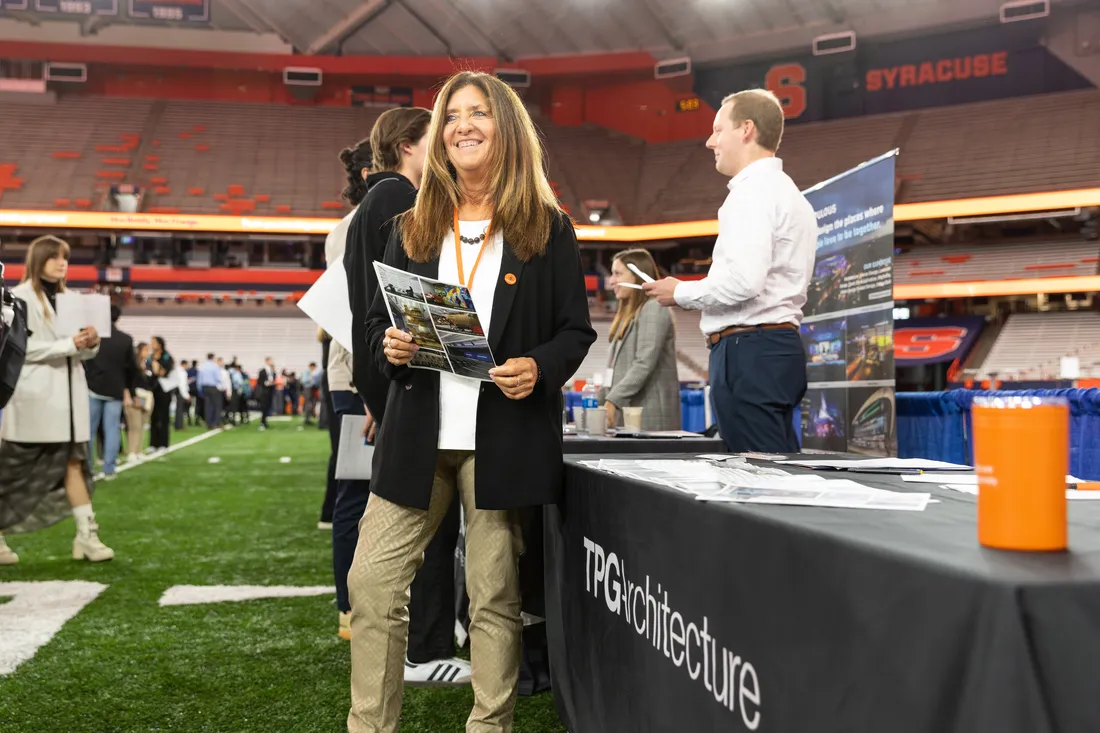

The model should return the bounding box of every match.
[84,326,135,401]
[345,172,417,422]
[366,211,596,511]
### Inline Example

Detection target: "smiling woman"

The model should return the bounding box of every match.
[349,71,596,733]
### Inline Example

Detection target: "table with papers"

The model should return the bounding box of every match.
[544,453,1100,733]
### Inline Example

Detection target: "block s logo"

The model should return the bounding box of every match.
[895,327,968,360]
[765,63,807,120]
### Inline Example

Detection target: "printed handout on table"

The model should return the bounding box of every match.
[374,261,496,381]
[580,458,930,511]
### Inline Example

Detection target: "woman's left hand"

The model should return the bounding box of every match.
[605,401,617,430]
[489,358,539,401]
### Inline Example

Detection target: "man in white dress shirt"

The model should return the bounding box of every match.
[645,89,816,452]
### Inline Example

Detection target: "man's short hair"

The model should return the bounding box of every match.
[110,304,121,324]
[207,352,215,360]
[721,89,785,153]
[309,362,317,368]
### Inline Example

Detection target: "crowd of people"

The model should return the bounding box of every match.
[2,69,816,733]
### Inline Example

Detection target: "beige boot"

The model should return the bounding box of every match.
[73,513,115,562]
[0,533,18,565]
[338,612,352,641]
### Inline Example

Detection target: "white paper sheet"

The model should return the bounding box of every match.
[777,457,972,471]
[54,291,111,339]
[335,414,374,480]
[297,260,352,352]
[698,479,931,511]
[579,458,928,511]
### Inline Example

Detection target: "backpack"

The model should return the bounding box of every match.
[0,265,29,410]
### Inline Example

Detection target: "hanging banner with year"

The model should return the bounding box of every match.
[128,0,208,22]
[799,150,898,456]
[35,0,117,14]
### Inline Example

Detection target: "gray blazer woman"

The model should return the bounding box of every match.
[606,298,682,431]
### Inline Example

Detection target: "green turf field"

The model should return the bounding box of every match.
[0,420,567,733]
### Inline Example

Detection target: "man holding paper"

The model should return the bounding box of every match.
[643,89,815,453]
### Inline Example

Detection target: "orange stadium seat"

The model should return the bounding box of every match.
[144,163,159,171]
[152,139,161,146]
[52,151,82,159]
[54,198,71,207]
[188,187,205,195]
[150,176,168,184]
[145,155,160,162]
[321,201,345,210]
[213,193,229,201]
[193,125,206,133]
[96,144,127,153]
[179,132,192,139]
[96,170,126,179]
[275,204,291,213]
[195,144,210,152]
[148,206,180,214]
[74,198,92,208]
[254,194,270,203]
[102,157,132,166]
[227,184,245,197]
[153,186,171,194]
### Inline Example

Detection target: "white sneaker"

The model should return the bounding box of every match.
[127,452,142,464]
[404,657,472,687]
[73,516,115,563]
[317,521,333,531]
[0,535,19,566]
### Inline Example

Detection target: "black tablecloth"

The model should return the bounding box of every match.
[545,455,1100,733]
[563,434,725,455]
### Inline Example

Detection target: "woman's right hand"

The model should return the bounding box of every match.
[382,327,418,366]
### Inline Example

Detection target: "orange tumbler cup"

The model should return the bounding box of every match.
[973,395,1068,552]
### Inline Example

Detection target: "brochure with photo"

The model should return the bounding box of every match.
[374,261,497,381]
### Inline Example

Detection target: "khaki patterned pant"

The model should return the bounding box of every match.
[347,450,524,733]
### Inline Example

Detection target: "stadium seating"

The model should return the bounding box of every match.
[896,239,1100,284]
[116,314,323,375]
[0,96,153,210]
[1,89,1098,222]
[978,311,1100,379]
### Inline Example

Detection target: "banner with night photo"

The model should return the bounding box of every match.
[799,151,897,456]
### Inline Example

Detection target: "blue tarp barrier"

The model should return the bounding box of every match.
[897,389,1100,480]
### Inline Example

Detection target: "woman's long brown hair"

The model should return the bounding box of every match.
[609,249,660,342]
[400,71,561,263]
[22,234,70,320]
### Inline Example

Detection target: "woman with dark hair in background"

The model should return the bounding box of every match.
[604,248,682,431]
[124,341,154,464]
[349,71,595,732]
[318,139,374,557]
[0,235,114,566]
[146,335,173,454]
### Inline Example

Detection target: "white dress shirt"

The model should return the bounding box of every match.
[674,157,817,336]
[436,220,503,451]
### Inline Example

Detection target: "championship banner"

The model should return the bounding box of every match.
[800,151,897,456]
[128,0,207,22]
[35,0,117,15]
[895,316,985,366]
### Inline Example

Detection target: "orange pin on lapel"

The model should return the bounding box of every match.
[504,273,517,285]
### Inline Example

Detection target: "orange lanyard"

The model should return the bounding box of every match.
[453,208,491,291]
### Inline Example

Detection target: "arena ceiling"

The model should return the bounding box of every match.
[0,0,1088,65]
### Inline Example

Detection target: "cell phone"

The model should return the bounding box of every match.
[626,263,655,284]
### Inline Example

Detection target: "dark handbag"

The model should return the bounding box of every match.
[0,262,29,410]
